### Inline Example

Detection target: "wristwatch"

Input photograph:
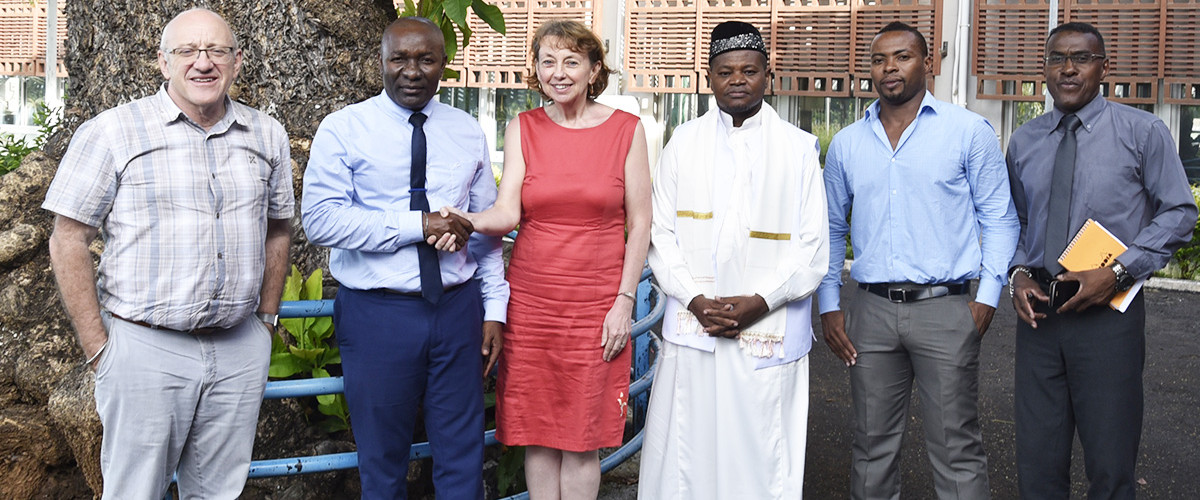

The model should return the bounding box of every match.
[256,312,279,330]
[1110,262,1135,292]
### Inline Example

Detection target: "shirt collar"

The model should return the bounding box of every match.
[154,84,243,131]
[717,104,765,134]
[863,90,939,122]
[1048,93,1106,135]
[375,90,438,123]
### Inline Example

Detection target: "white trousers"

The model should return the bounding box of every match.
[94,312,271,500]
[639,339,809,499]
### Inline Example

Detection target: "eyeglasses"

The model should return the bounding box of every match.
[166,46,238,64]
[1044,52,1106,67]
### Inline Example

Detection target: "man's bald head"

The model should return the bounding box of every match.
[161,8,237,51]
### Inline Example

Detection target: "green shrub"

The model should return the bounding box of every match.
[1159,185,1200,280]
[269,266,349,432]
[0,101,59,175]
[0,133,35,175]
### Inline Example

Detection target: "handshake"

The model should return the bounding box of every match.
[424,206,474,252]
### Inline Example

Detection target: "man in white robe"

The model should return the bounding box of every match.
[639,21,829,500]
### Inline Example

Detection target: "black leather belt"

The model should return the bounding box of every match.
[370,280,468,298]
[110,313,219,335]
[858,282,969,303]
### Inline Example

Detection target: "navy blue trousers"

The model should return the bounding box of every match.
[335,281,485,500]
[1015,292,1145,500]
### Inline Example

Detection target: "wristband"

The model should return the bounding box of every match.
[617,291,637,302]
[84,340,109,366]
[1008,265,1033,297]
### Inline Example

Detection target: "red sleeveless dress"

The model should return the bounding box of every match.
[495,107,639,451]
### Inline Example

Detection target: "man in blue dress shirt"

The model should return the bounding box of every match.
[1007,22,1196,499]
[301,17,509,499]
[818,22,1019,499]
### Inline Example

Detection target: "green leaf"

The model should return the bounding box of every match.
[281,265,302,302]
[317,400,349,420]
[443,67,461,80]
[270,329,286,354]
[279,317,303,339]
[268,352,307,378]
[458,20,473,55]
[440,17,460,65]
[497,446,526,494]
[426,9,443,26]
[312,367,331,378]
[470,0,506,35]
[317,393,337,406]
[303,268,324,301]
[287,345,325,362]
[310,316,334,342]
[322,347,342,366]
[316,394,350,430]
[442,0,471,29]
[398,0,417,17]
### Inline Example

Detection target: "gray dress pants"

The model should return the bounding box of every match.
[845,286,990,500]
[94,312,270,500]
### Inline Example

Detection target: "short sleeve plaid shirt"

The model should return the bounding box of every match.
[43,86,294,330]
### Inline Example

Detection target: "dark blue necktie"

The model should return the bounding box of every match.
[1043,113,1082,275]
[409,112,442,304]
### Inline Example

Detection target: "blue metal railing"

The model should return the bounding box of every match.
[169,269,663,498]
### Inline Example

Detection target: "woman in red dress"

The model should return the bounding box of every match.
[440,19,651,500]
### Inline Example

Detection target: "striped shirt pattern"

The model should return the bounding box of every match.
[43,87,294,331]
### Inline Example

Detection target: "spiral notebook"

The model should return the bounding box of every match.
[1057,218,1144,312]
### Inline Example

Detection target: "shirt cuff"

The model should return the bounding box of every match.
[681,283,707,310]
[483,298,508,324]
[974,277,1003,309]
[762,287,788,311]
[817,285,842,314]
[401,210,426,247]
[1115,247,1151,281]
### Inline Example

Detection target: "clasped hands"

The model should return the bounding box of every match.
[424,207,473,252]
[1010,267,1118,328]
[687,294,770,339]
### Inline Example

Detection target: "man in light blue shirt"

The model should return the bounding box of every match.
[301,17,508,499]
[817,22,1018,500]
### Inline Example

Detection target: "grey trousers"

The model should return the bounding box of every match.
[845,287,990,500]
[94,312,271,500]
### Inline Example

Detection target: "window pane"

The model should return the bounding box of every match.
[1015,101,1045,129]
[657,93,697,145]
[439,88,479,118]
[1181,105,1200,184]
[0,76,15,125]
[496,89,541,151]
[16,77,45,126]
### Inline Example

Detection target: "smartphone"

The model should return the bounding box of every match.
[1048,280,1081,309]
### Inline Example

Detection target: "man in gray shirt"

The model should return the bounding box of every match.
[1006,22,1196,499]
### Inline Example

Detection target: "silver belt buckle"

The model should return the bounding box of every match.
[888,288,908,303]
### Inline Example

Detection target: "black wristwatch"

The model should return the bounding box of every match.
[1110,262,1135,292]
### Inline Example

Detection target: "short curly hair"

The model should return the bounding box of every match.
[524,20,611,100]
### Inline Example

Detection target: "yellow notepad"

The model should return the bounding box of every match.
[1058,218,1143,312]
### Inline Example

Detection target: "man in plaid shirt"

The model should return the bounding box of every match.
[43,8,292,499]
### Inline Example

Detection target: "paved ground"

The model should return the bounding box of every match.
[598,281,1200,499]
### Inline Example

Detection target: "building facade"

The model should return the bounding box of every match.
[0,0,65,136]
[434,0,1200,180]
[6,0,1197,177]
